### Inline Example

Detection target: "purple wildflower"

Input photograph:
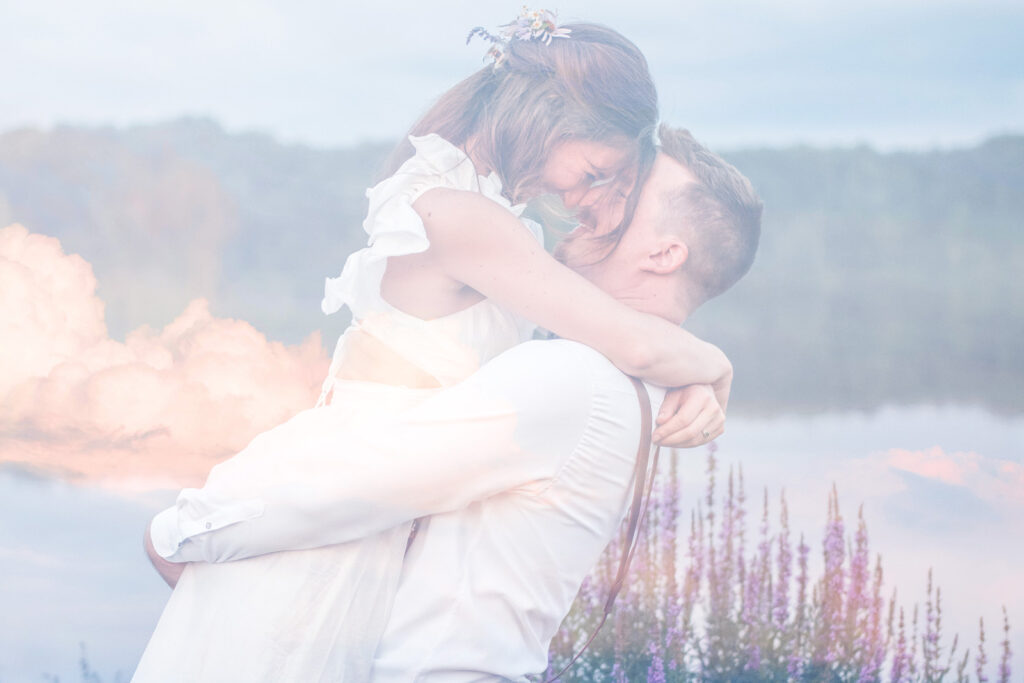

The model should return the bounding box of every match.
[736,466,748,608]
[746,643,762,672]
[647,649,666,683]
[822,485,846,664]
[755,490,772,646]
[891,607,911,683]
[788,653,804,680]
[679,507,702,665]
[977,617,989,683]
[956,647,971,683]
[908,604,920,681]
[663,456,681,667]
[718,468,737,621]
[795,533,810,652]
[923,569,941,679]
[999,606,1011,683]
[545,448,1015,681]
[847,508,870,654]
[774,491,792,631]
[858,555,886,682]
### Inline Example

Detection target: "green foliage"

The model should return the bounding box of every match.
[688,138,1024,414]
[1,121,1020,413]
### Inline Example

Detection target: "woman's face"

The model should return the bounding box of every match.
[540,139,634,220]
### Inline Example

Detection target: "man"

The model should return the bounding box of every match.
[146,125,762,680]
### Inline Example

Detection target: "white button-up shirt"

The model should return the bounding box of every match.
[150,340,664,681]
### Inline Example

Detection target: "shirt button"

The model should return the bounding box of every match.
[205,522,212,530]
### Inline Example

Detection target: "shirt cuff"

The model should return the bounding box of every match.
[149,506,184,560]
[149,493,268,563]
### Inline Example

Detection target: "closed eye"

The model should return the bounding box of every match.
[589,174,617,189]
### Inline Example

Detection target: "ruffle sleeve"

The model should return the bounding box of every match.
[321,134,524,320]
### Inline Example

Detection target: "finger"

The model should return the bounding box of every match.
[686,408,724,445]
[653,394,707,441]
[702,415,726,443]
[696,411,725,443]
[656,389,685,425]
[654,402,713,446]
[712,378,731,413]
[655,404,719,447]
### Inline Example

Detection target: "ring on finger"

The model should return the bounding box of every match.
[701,429,710,440]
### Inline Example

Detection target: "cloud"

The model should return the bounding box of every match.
[881,445,1024,506]
[885,446,980,485]
[0,224,329,487]
[0,126,241,338]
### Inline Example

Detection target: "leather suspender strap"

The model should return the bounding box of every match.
[544,376,661,681]
[604,377,660,612]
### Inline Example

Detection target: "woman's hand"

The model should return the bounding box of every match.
[652,384,726,447]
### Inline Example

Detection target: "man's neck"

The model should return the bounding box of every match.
[614,287,691,326]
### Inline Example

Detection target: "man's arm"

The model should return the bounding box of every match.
[151,340,598,564]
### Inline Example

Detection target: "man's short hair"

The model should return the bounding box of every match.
[658,125,762,303]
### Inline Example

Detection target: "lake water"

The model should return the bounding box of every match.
[1,405,1021,681]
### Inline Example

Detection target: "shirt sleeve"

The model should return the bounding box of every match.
[152,340,600,563]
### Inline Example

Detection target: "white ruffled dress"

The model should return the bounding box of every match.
[132,134,542,682]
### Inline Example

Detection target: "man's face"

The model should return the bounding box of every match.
[555,153,698,315]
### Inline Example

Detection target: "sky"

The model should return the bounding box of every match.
[3,0,1023,150]
[1,1,1022,678]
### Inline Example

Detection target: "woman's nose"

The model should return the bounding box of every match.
[577,184,611,211]
[562,188,587,209]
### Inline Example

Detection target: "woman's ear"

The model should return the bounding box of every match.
[642,237,688,274]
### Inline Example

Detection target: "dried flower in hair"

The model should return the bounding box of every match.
[467,7,571,66]
[500,7,572,45]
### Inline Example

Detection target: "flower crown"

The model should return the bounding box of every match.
[467,7,572,66]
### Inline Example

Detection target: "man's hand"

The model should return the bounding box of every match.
[652,384,725,447]
[145,520,186,588]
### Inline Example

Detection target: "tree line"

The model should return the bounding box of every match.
[1,119,1019,414]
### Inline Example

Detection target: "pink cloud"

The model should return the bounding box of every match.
[882,445,1024,504]
[885,446,980,486]
[0,224,329,488]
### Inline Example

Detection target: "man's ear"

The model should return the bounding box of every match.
[642,237,688,275]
